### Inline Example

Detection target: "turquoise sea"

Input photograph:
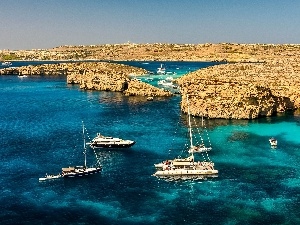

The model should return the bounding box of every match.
[0,61,300,225]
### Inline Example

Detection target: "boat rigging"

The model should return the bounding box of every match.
[153,94,218,180]
[39,122,102,181]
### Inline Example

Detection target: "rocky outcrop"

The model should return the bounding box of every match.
[1,61,172,97]
[66,62,147,92]
[177,62,297,119]
[2,42,300,119]
[180,84,293,119]
[123,79,172,97]
[71,63,172,96]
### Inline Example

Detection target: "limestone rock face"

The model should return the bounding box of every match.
[66,62,172,96]
[177,63,296,119]
[6,61,172,97]
[180,85,278,119]
[123,79,172,97]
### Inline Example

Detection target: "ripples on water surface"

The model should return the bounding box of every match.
[0,66,300,224]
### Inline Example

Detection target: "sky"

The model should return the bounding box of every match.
[1,0,300,50]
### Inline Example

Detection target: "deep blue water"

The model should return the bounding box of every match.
[1,62,300,225]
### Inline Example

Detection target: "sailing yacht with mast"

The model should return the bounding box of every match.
[188,116,212,154]
[39,122,102,181]
[153,95,218,179]
[62,122,102,178]
[157,63,166,74]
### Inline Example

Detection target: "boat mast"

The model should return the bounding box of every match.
[82,121,87,168]
[187,95,194,158]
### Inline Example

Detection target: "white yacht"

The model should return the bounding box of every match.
[1,61,12,67]
[158,79,173,86]
[157,63,166,74]
[153,94,218,179]
[165,76,173,81]
[269,137,277,147]
[88,133,135,149]
[39,174,62,181]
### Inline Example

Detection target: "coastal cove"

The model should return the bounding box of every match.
[2,58,299,120]
[1,61,300,224]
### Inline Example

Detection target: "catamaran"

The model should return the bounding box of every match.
[153,95,218,179]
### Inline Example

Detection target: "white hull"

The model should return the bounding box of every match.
[39,174,62,181]
[89,133,135,149]
[158,80,173,86]
[188,146,212,153]
[154,169,218,176]
[1,61,12,67]
[269,138,277,147]
[157,63,166,74]
[154,163,165,168]
[153,95,218,181]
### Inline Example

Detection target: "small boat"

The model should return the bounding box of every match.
[88,133,135,149]
[145,78,154,81]
[39,122,102,181]
[188,144,212,154]
[147,96,154,101]
[165,76,173,81]
[269,137,277,147]
[62,165,102,178]
[158,80,173,86]
[157,63,166,74]
[39,174,62,181]
[18,74,28,78]
[1,61,12,67]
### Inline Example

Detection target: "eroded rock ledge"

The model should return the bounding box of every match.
[3,62,172,97]
[67,62,172,97]
[177,62,298,119]
[1,59,299,119]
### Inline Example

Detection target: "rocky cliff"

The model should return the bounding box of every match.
[1,61,172,97]
[2,42,300,119]
[177,62,297,119]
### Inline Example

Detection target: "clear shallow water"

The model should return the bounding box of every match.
[0,63,300,225]
[121,61,222,89]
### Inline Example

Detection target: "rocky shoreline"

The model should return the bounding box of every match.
[176,61,300,119]
[0,62,172,98]
[1,43,300,119]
